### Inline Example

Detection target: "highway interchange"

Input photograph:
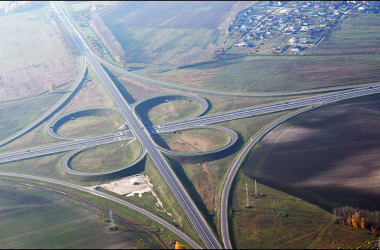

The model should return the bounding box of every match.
[1,1,380,249]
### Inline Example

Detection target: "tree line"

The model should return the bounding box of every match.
[4,1,32,14]
[89,12,125,63]
[333,206,380,235]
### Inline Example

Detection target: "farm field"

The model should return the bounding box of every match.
[313,13,380,55]
[0,180,162,249]
[151,54,380,93]
[70,140,141,173]
[230,172,375,249]
[0,2,78,102]
[243,93,380,212]
[155,128,231,153]
[100,1,237,67]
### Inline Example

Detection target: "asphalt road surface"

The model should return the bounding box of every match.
[51,2,222,248]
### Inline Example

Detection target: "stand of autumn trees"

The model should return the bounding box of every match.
[333,206,380,236]
[88,12,125,64]
[4,1,32,14]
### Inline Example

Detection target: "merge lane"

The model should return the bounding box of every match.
[51,2,221,248]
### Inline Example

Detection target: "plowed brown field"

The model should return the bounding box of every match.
[243,94,380,211]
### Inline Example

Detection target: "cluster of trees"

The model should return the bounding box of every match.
[87,36,102,55]
[89,12,125,63]
[4,1,32,14]
[333,206,380,235]
[49,83,56,93]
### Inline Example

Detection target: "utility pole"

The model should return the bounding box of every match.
[255,179,259,198]
[245,182,251,208]
[109,210,116,230]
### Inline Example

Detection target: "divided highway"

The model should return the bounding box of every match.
[1,2,380,249]
[51,2,222,248]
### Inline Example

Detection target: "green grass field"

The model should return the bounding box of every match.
[100,2,234,67]
[0,93,65,142]
[0,180,163,249]
[0,174,197,249]
[142,99,202,126]
[314,13,380,54]
[70,140,141,173]
[151,54,380,93]
[56,112,125,138]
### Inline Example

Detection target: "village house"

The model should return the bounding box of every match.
[246,34,255,40]
[236,40,248,47]
[289,45,302,52]
[289,36,299,44]
[300,26,309,31]
[299,37,307,43]
[241,24,248,31]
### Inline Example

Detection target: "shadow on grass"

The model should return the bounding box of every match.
[164,155,219,235]
[101,64,136,105]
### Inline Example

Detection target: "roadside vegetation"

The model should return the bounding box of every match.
[155,128,231,154]
[164,110,297,241]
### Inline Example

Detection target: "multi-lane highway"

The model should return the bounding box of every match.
[51,2,222,249]
[4,83,380,164]
[2,2,380,249]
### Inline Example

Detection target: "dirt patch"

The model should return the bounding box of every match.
[91,174,175,220]
[168,136,208,153]
[243,95,380,211]
[92,174,152,197]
